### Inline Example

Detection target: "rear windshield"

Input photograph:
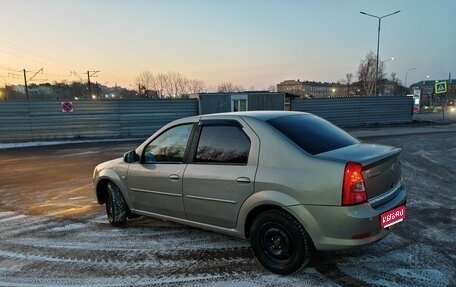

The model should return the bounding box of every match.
[266,114,359,155]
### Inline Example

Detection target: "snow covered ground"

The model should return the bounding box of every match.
[0,134,454,286]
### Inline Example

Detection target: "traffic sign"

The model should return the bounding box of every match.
[61,101,74,113]
[435,81,447,94]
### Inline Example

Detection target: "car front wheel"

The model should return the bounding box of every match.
[105,182,128,227]
[250,209,313,274]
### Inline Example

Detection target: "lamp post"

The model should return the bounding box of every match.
[404,67,416,90]
[360,10,401,96]
[378,58,394,95]
[381,57,394,64]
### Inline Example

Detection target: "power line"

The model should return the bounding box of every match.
[42,72,71,77]
[28,68,43,81]
[7,72,22,79]
[70,71,84,81]
[0,65,22,73]
[0,41,111,88]
[0,40,85,71]
[0,48,71,71]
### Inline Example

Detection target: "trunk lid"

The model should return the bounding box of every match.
[317,143,402,200]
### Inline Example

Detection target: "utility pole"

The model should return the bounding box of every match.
[87,71,91,98]
[443,72,451,121]
[87,70,100,98]
[23,69,29,100]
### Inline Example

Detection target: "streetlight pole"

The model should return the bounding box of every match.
[360,10,401,96]
[381,57,394,65]
[380,57,394,76]
[377,57,394,95]
[404,67,416,90]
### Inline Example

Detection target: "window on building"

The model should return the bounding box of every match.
[231,94,248,112]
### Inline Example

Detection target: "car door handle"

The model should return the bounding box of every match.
[236,177,251,184]
[169,174,180,181]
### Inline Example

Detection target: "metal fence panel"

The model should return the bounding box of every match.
[291,96,413,127]
[199,94,232,115]
[119,99,198,137]
[0,99,198,142]
[248,93,285,111]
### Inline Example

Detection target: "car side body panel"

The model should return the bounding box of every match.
[127,163,187,219]
[241,116,346,206]
[93,158,133,208]
[93,111,407,261]
[183,116,260,228]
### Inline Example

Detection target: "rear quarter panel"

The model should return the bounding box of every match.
[241,116,346,206]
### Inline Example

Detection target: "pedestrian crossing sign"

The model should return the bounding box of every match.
[435,81,447,94]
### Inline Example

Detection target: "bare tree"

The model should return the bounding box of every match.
[155,73,168,98]
[388,72,401,95]
[163,71,184,98]
[135,71,206,98]
[188,79,206,94]
[135,71,156,95]
[267,84,277,92]
[357,51,385,96]
[217,82,244,93]
[339,73,353,96]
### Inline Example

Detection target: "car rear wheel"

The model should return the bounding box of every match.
[250,209,313,274]
[105,182,128,227]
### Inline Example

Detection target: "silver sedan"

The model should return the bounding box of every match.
[93,111,407,274]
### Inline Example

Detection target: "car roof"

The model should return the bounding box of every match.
[199,111,311,121]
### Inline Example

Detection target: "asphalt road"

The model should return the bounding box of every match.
[0,133,455,287]
[414,110,456,122]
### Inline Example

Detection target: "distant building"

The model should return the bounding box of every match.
[410,79,456,107]
[277,80,346,98]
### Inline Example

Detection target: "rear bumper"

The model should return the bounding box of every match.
[287,184,407,251]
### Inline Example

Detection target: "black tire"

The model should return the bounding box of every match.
[105,182,128,227]
[249,209,313,274]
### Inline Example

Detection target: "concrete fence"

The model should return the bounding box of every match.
[291,96,414,127]
[0,99,198,142]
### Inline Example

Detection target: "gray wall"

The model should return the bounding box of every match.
[198,93,285,115]
[291,96,413,127]
[198,94,232,115]
[249,93,285,111]
[0,99,198,142]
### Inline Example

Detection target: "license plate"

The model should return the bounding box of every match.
[380,205,406,228]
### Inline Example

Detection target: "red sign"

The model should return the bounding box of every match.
[381,205,406,228]
[61,101,73,113]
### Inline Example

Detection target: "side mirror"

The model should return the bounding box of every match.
[123,150,139,163]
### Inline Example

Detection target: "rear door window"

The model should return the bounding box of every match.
[267,114,359,155]
[194,125,250,164]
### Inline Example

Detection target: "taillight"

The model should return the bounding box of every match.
[342,162,367,206]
